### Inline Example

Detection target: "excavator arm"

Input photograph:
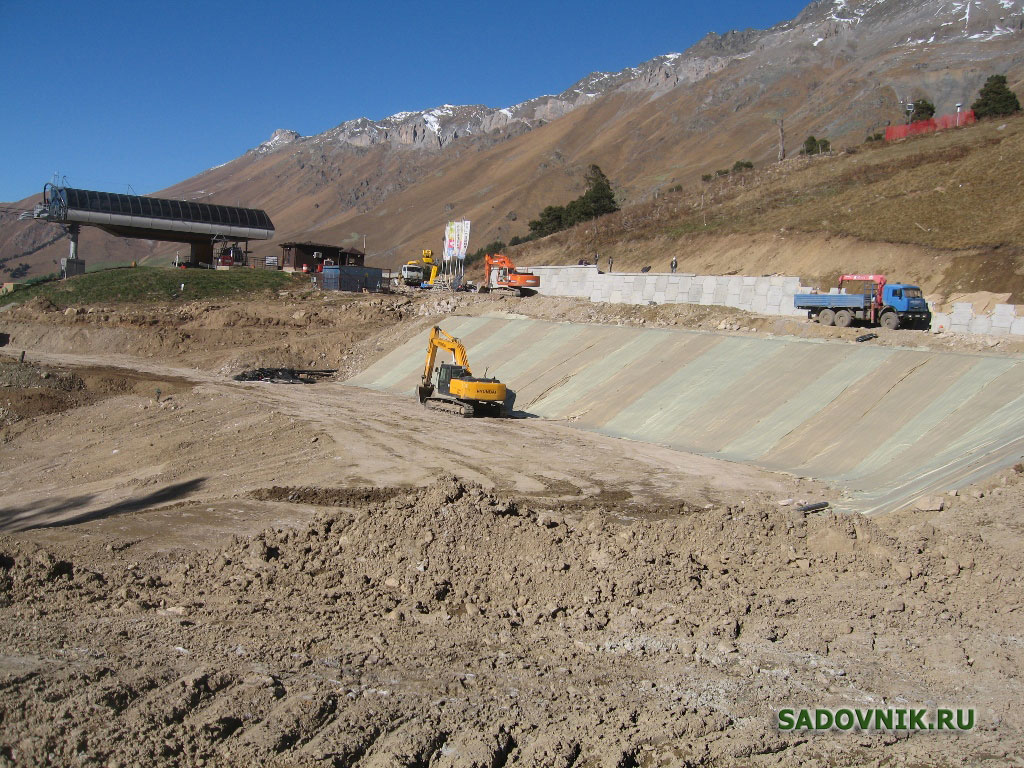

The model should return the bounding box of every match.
[419,326,472,400]
[421,326,471,381]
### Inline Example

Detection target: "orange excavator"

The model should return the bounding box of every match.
[417,326,507,417]
[481,254,540,297]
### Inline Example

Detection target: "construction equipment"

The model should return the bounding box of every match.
[400,262,424,285]
[420,249,440,287]
[480,254,540,296]
[793,274,931,330]
[417,326,506,417]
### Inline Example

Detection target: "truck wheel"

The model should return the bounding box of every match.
[834,310,853,328]
[819,309,836,326]
[880,312,900,330]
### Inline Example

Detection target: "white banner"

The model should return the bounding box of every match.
[456,220,470,260]
[443,221,456,262]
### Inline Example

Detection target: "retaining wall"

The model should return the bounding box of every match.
[528,266,807,317]
[528,266,1024,336]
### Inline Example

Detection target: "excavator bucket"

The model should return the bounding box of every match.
[416,383,434,403]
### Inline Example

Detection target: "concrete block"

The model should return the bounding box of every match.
[930,312,950,332]
[770,275,786,286]
[743,276,757,286]
[664,283,680,301]
[667,275,681,285]
[699,292,715,305]
[655,275,669,291]
[739,286,755,304]
[652,291,666,303]
[1011,318,1024,335]
[751,296,768,313]
[754,281,770,296]
[609,291,623,303]
[677,276,692,293]
[687,285,703,303]
[969,317,992,334]
[991,315,1012,329]
[993,304,1016,318]
[713,285,729,304]
[702,276,718,292]
[642,281,657,300]
[990,324,1009,336]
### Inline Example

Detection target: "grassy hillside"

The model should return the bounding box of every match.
[511,113,1024,302]
[3,267,304,309]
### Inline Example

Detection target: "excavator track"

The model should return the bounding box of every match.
[423,398,475,417]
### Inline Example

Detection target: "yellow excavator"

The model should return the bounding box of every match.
[417,326,506,417]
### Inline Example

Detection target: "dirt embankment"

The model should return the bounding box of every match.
[6,289,1021,381]
[1,472,1022,767]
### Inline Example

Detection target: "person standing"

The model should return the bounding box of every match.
[607,255,614,272]
[670,256,678,273]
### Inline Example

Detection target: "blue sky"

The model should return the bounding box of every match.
[1,0,811,202]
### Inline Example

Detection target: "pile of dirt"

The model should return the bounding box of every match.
[0,360,194,443]
[1,475,1020,766]
[0,360,89,433]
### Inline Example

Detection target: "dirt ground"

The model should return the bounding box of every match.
[1,289,1023,767]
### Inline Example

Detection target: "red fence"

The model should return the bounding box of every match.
[885,110,975,141]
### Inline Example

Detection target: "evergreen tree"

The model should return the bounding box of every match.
[802,135,820,155]
[580,165,618,217]
[972,74,1022,118]
[910,99,935,121]
[525,165,618,239]
[528,205,566,238]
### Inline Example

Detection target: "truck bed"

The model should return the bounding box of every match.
[793,293,867,310]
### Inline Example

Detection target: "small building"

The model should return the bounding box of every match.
[278,242,365,272]
[318,264,385,293]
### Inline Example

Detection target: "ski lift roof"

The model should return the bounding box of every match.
[39,186,274,241]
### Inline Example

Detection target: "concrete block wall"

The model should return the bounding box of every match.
[527,265,807,318]
[931,303,1024,337]
[527,265,1024,337]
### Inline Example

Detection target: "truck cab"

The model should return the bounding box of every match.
[400,263,424,285]
[883,284,929,314]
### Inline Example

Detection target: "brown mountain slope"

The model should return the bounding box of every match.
[3,0,1022,280]
[510,112,1024,305]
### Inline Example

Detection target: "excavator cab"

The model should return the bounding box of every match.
[436,363,469,396]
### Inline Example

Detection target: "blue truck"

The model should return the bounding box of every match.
[794,274,931,330]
